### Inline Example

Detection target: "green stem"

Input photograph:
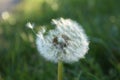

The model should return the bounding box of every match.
[58,61,63,80]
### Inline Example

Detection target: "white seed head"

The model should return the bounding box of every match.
[36,18,89,63]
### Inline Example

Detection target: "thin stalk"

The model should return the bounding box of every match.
[58,61,63,80]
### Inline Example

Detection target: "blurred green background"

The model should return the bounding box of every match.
[0,0,120,80]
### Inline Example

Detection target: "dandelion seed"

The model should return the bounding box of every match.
[26,22,37,35]
[26,22,34,29]
[36,18,89,63]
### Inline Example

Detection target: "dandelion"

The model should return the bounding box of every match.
[36,18,89,63]
[27,18,89,80]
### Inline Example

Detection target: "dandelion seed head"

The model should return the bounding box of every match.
[36,18,89,63]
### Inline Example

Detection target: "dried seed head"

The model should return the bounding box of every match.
[36,18,89,63]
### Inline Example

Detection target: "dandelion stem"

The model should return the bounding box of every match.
[58,61,63,80]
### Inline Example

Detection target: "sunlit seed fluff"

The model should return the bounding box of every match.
[26,22,34,29]
[36,18,89,63]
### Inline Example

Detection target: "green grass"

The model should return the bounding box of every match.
[0,0,120,80]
